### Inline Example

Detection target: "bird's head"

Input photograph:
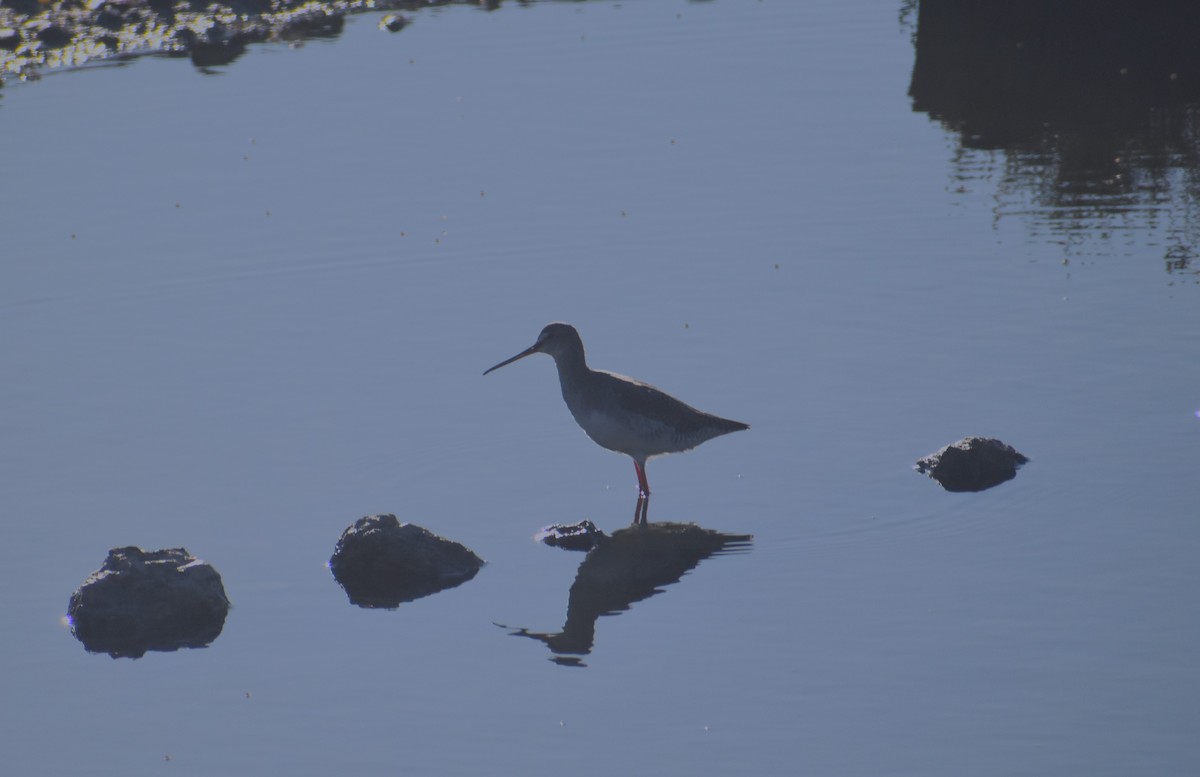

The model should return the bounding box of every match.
[483,322,583,375]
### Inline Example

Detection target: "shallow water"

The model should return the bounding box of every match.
[2,2,1198,775]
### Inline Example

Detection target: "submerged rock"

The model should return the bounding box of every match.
[536,520,606,552]
[67,547,230,659]
[915,436,1029,492]
[329,514,484,609]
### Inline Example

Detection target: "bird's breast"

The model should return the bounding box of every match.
[573,408,660,457]
[557,367,690,459]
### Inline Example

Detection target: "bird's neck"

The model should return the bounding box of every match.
[550,350,591,397]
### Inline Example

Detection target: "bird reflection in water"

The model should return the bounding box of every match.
[498,521,752,666]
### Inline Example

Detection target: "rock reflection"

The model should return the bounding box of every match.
[909,0,1200,272]
[501,521,751,666]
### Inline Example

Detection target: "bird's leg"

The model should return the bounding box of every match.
[633,493,649,525]
[633,460,651,498]
[632,460,650,525]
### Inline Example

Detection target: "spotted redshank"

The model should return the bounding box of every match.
[484,322,748,524]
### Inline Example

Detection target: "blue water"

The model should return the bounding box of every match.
[1,2,1197,775]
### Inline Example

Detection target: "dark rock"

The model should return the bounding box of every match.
[189,36,250,68]
[36,24,72,50]
[0,29,21,51]
[94,9,125,32]
[915,436,1029,492]
[180,22,271,67]
[379,14,408,33]
[1,0,42,17]
[67,547,230,659]
[145,0,179,22]
[171,26,198,47]
[276,11,344,41]
[329,514,484,609]
[535,520,606,551]
[221,0,276,15]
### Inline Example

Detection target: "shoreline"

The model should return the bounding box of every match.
[0,0,466,84]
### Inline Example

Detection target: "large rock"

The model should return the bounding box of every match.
[915,436,1029,492]
[67,547,230,659]
[329,514,484,609]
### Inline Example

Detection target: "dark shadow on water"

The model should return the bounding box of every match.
[499,521,752,667]
[908,0,1200,274]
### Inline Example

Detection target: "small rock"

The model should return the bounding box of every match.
[36,24,72,50]
[94,9,125,33]
[915,436,1029,492]
[329,514,484,609]
[535,520,606,551]
[0,29,21,51]
[379,15,409,33]
[189,38,249,68]
[67,547,230,659]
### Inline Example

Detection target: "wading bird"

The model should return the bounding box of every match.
[484,322,748,524]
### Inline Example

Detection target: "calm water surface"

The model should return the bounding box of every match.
[2,2,1197,775]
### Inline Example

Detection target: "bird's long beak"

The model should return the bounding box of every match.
[483,343,540,375]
